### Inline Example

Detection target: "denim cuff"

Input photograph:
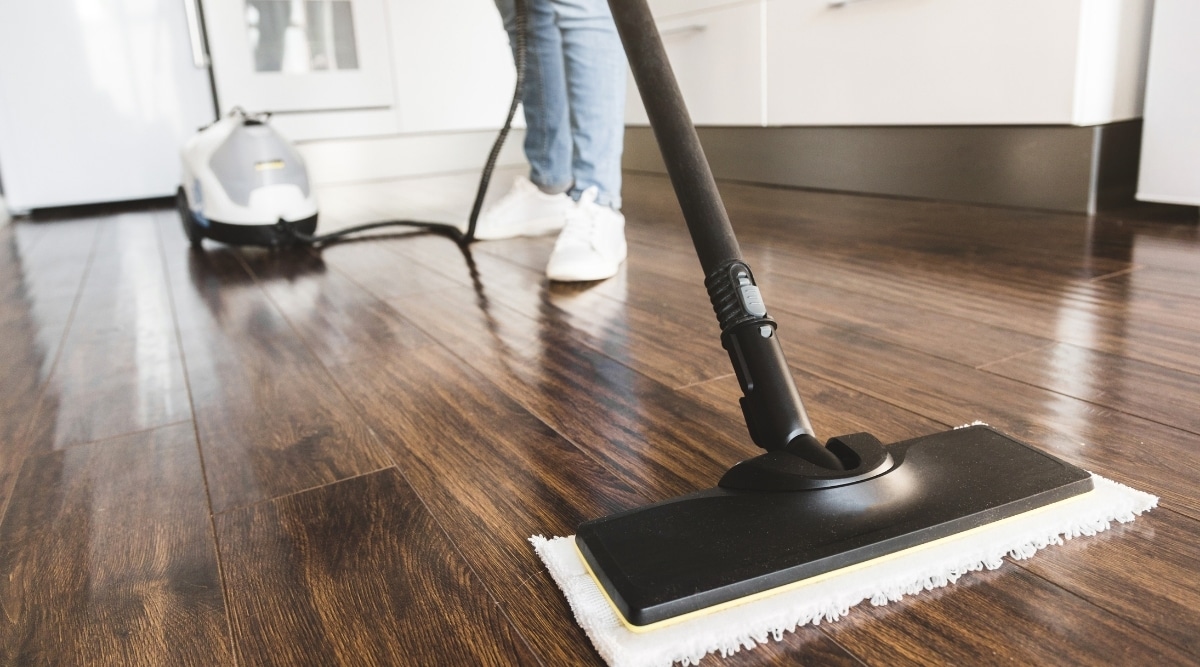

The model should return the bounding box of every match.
[533,179,573,196]
[571,188,621,211]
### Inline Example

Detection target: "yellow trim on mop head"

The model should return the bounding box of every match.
[575,485,1100,634]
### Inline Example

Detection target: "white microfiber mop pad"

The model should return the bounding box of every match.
[530,474,1156,667]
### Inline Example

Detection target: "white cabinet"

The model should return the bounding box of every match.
[765,0,1085,126]
[1137,0,1200,206]
[647,0,749,18]
[203,0,396,114]
[629,0,1154,128]
[626,1,764,126]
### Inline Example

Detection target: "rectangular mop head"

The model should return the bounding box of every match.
[531,464,1155,667]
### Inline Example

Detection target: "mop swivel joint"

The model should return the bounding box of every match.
[705,262,837,464]
[705,260,900,487]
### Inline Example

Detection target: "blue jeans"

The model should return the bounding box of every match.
[494,0,626,209]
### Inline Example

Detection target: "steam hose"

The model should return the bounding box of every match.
[283,0,528,247]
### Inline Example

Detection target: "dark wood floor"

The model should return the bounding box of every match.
[2,171,1199,666]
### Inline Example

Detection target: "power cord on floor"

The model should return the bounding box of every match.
[280,0,528,248]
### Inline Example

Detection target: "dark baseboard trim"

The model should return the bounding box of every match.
[623,121,1143,214]
[20,196,175,220]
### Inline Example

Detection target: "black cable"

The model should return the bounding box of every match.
[285,0,528,248]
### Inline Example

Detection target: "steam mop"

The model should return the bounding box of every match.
[530,1,1157,665]
[177,108,319,248]
[176,4,529,251]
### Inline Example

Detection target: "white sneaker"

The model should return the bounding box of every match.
[546,187,627,282]
[472,176,572,240]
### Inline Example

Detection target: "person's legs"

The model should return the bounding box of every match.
[550,0,626,210]
[476,0,576,240]
[490,0,627,280]
[494,0,572,194]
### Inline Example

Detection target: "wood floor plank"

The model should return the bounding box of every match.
[1120,265,1200,301]
[621,182,1200,371]
[824,561,1199,666]
[597,240,1056,370]
[388,279,941,499]
[678,372,946,448]
[24,214,191,450]
[160,232,390,513]
[325,345,648,665]
[1083,268,1200,332]
[744,235,1200,372]
[7,218,99,338]
[983,341,1200,435]
[1020,507,1200,655]
[387,284,755,500]
[237,249,435,367]
[313,240,463,302]
[0,219,98,521]
[770,311,1200,521]
[622,173,1137,281]
[1114,230,1200,299]
[73,212,177,341]
[720,231,1200,388]
[25,335,191,450]
[326,344,862,665]
[388,236,732,389]
[216,467,538,666]
[0,423,232,666]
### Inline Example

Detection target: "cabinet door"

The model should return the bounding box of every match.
[627,2,764,126]
[766,0,1082,125]
[203,0,395,114]
[1137,0,1200,205]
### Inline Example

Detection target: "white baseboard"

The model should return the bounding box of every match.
[0,195,11,227]
[297,129,527,187]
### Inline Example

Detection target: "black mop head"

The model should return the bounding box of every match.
[531,426,1156,666]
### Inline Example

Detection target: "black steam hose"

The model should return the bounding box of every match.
[283,0,528,247]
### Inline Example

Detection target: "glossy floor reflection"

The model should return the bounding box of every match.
[1,171,1198,665]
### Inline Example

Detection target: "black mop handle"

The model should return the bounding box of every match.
[608,1,740,275]
[609,0,841,468]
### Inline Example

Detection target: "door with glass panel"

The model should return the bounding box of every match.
[201,0,394,113]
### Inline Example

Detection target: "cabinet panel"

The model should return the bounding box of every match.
[1137,0,1200,205]
[203,0,395,115]
[648,0,754,19]
[627,2,763,126]
[766,0,1082,125]
[389,1,522,134]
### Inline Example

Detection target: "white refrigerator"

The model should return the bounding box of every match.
[0,0,217,212]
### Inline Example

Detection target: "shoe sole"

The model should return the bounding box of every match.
[546,249,627,283]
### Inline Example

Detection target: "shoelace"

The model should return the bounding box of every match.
[558,193,604,249]
[557,214,597,248]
